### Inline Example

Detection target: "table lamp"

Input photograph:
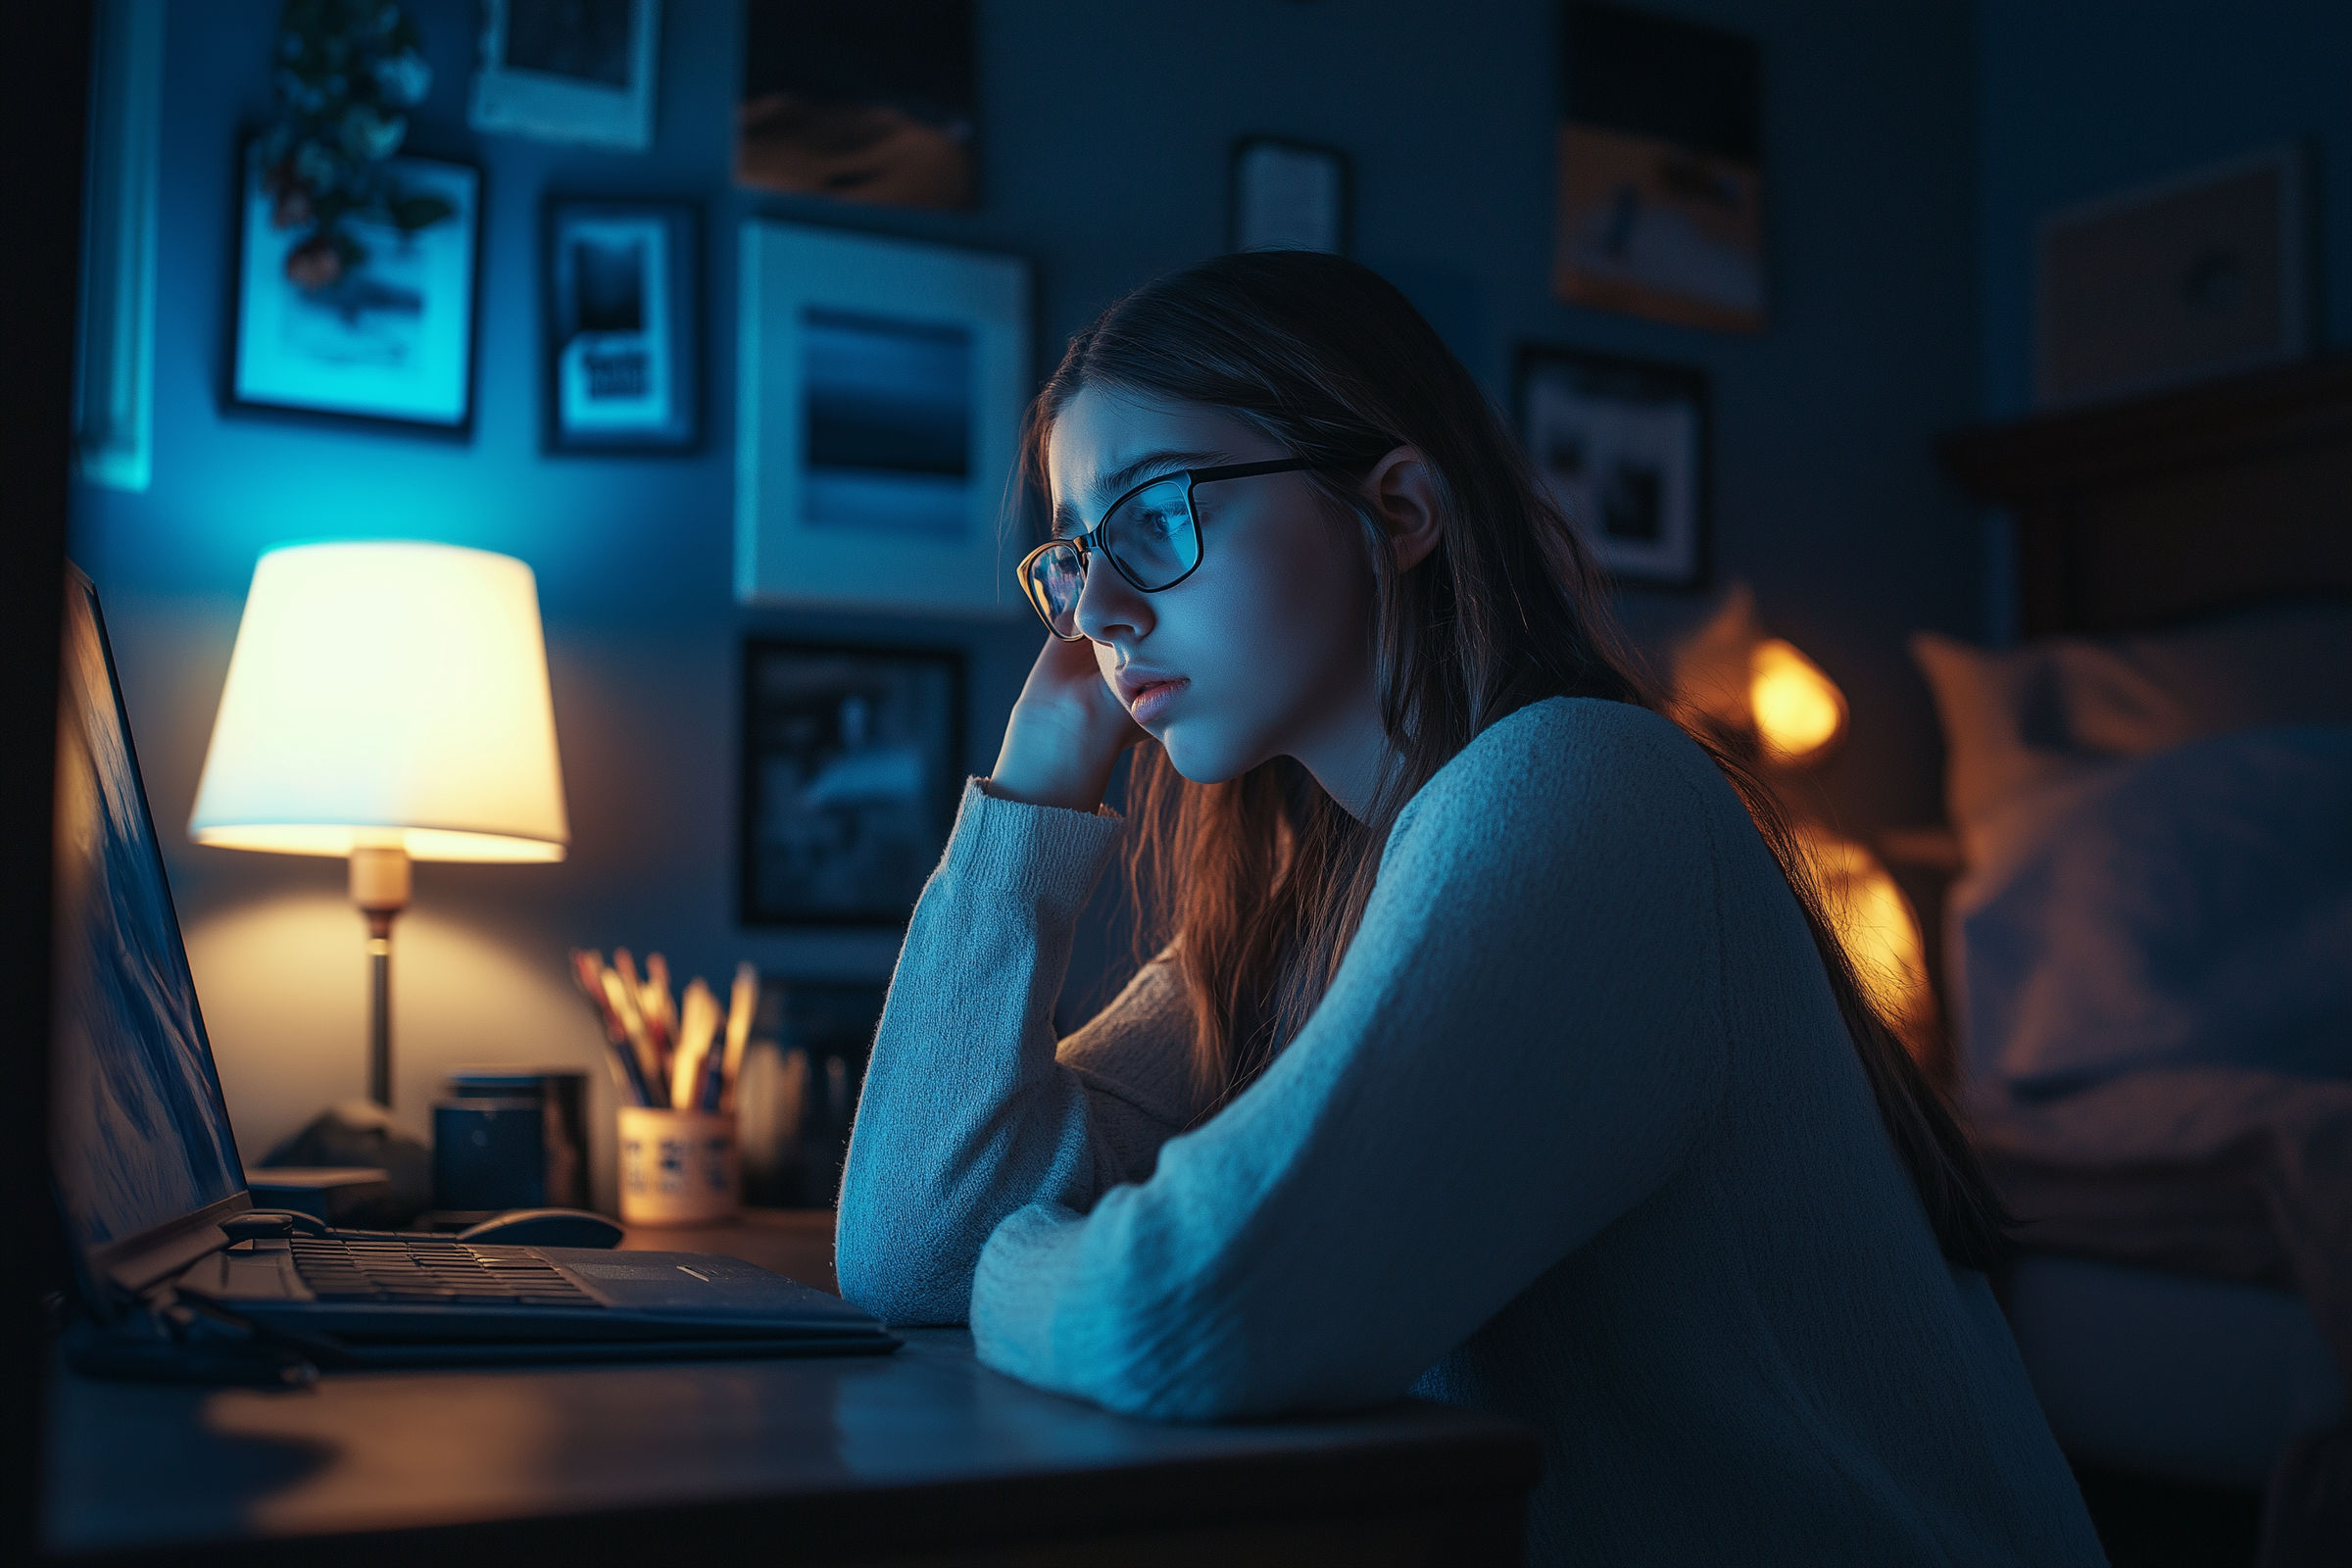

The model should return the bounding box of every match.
[1670,585,1932,1060]
[189,541,569,1106]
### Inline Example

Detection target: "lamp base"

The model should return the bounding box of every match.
[350,847,411,1108]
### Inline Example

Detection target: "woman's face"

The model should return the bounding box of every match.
[1046,386,1383,793]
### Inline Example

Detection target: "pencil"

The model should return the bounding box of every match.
[719,962,758,1112]
[603,962,668,1108]
[570,949,651,1106]
[671,977,718,1113]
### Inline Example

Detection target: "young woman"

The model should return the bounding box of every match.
[836,252,2102,1564]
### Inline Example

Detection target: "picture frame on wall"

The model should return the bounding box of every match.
[740,639,965,928]
[1516,345,1709,591]
[1554,2,1765,334]
[1229,137,1349,254]
[735,0,978,211]
[735,219,1030,615]
[543,197,698,452]
[229,143,480,433]
[469,0,661,150]
[2036,143,2309,410]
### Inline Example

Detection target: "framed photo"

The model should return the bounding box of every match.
[735,220,1030,614]
[2036,144,2309,410]
[1554,3,1764,333]
[1230,137,1349,254]
[1516,346,1709,591]
[468,0,660,150]
[740,640,965,928]
[230,143,480,432]
[543,198,698,452]
[736,0,977,211]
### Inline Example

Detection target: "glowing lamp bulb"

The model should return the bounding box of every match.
[1748,638,1846,767]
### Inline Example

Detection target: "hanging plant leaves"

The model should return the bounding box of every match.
[264,0,440,268]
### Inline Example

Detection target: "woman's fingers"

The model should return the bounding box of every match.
[990,634,1142,810]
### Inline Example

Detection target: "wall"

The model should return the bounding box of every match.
[73,0,1983,1199]
[1978,0,2352,420]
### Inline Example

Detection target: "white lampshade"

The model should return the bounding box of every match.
[190,542,569,862]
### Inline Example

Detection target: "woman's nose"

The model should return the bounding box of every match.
[1074,553,1152,643]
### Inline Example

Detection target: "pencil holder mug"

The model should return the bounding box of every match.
[617,1105,740,1226]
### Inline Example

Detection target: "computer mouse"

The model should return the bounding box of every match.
[457,1208,626,1249]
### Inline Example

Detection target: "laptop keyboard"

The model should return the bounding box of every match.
[288,1235,601,1307]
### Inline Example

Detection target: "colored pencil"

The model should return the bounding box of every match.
[569,949,652,1106]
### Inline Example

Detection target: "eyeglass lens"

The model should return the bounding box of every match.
[1026,545,1086,637]
[1026,476,1201,637]
[1102,477,1200,590]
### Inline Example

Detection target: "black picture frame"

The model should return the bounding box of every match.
[1514,344,1711,591]
[739,639,966,928]
[543,196,700,453]
[226,140,483,437]
[1229,136,1351,255]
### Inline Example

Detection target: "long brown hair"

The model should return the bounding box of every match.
[1020,251,2011,1270]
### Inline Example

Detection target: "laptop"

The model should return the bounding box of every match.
[50,569,897,1370]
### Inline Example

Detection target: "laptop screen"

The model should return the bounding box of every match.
[50,573,245,1263]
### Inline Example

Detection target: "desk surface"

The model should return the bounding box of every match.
[46,1213,1540,1565]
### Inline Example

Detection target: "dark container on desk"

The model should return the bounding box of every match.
[740,980,881,1208]
[430,1066,589,1220]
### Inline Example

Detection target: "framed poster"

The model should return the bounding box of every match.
[736,0,977,210]
[1516,345,1709,590]
[2036,144,2309,410]
[1554,2,1764,333]
[735,220,1030,614]
[543,198,698,452]
[739,640,965,928]
[1230,137,1349,254]
[229,144,480,431]
[469,0,660,150]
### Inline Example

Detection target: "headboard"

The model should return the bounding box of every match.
[1938,352,2352,637]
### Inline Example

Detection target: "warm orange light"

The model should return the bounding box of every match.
[1802,827,1933,1046]
[1748,638,1846,767]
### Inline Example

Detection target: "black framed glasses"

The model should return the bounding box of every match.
[1017,458,1330,641]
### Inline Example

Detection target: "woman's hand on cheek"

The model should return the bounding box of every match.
[987,634,1147,813]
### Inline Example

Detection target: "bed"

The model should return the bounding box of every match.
[1934,357,2352,1544]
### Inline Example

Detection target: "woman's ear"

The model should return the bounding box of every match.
[1360,447,1445,574]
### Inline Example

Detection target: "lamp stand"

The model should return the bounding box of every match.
[349,846,412,1107]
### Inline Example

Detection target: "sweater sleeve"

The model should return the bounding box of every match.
[833,779,1207,1325]
[966,702,1737,1418]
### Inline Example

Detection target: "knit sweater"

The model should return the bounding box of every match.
[836,697,2104,1565]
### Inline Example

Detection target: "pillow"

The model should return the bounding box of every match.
[1952,725,2352,1097]
[1911,601,2352,866]
[2053,602,2352,756]
[1907,632,2093,867]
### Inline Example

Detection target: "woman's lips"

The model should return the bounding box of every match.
[1127,677,1188,726]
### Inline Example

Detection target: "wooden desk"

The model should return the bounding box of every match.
[45,1214,1541,1565]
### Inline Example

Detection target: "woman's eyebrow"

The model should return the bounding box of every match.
[1053,448,1229,536]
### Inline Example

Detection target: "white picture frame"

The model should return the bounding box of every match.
[735,220,1030,615]
[469,0,661,151]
